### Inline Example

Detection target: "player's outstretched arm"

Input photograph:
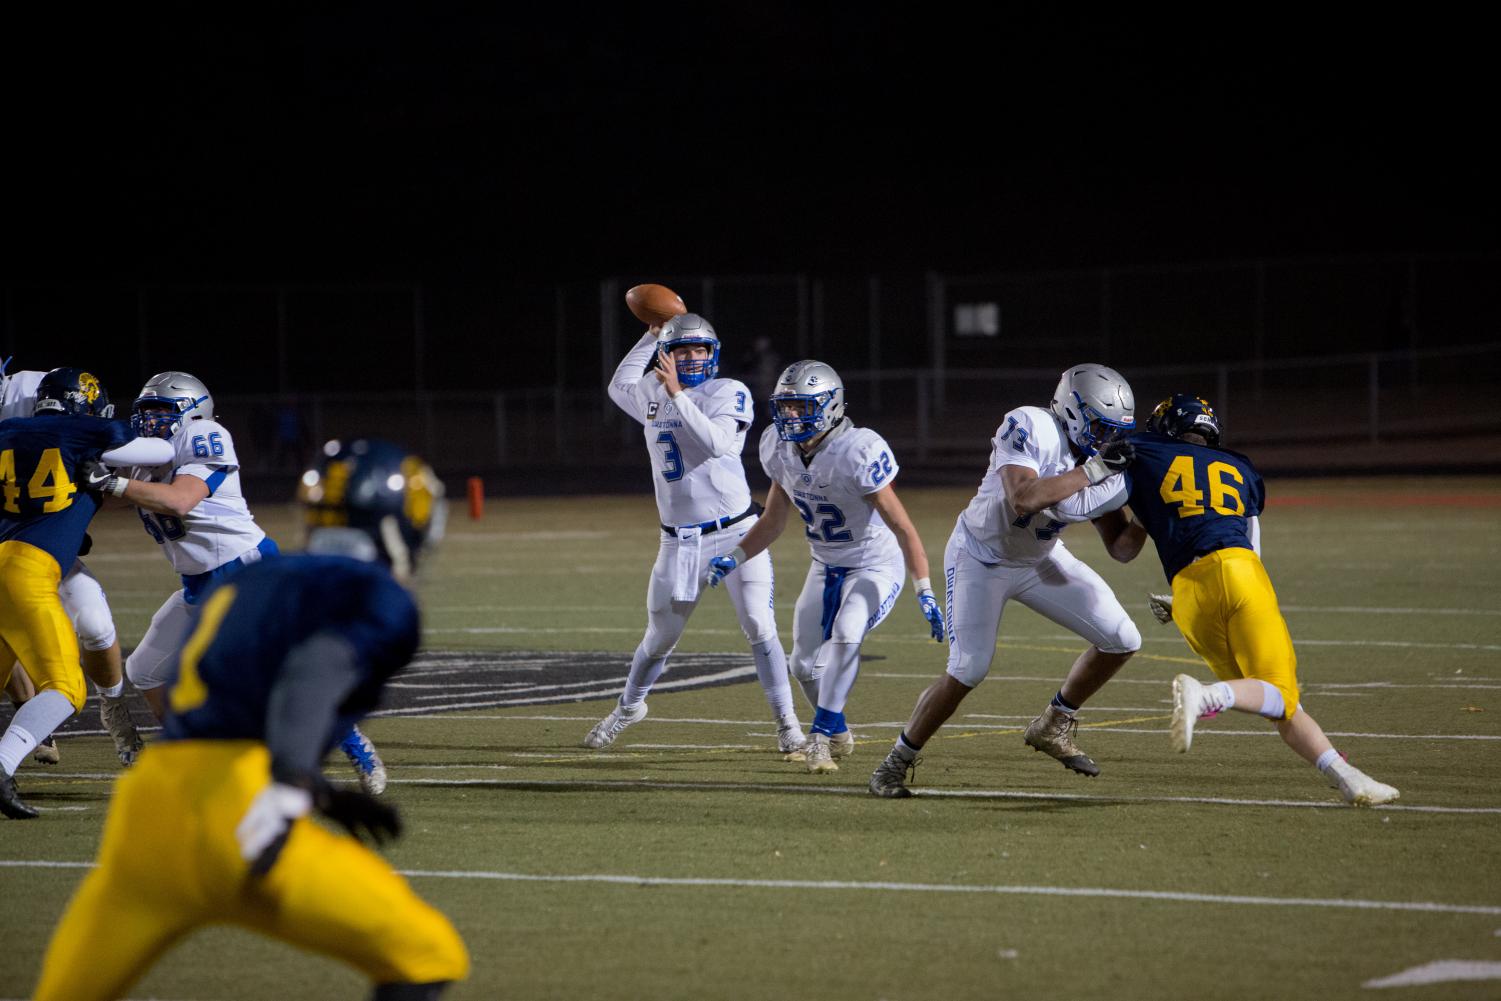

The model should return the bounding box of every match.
[706,482,791,587]
[115,472,211,518]
[870,484,943,641]
[606,326,662,424]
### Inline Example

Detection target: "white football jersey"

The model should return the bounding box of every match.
[957,405,1087,566]
[0,369,45,421]
[132,419,266,575]
[760,420,903,569]
[608,333,755,527]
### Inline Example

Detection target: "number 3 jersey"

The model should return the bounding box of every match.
[1124,431,1265,582]
[608,331,754,527]
[759,419,903,570]
[132,420,267,576]
[957,405,1123,567]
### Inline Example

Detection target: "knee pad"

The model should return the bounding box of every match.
[125,651,169,692]
[73,605,117,652]
[788,657,822,683]
[945,654,991,688]
[1099,616,1142,655]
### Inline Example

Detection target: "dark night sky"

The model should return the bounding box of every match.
[5,8,1494,283]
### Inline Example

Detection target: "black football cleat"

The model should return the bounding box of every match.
[0,772,40,819]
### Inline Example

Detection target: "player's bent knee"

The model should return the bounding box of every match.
[946,655,990,688]
[389,912,470,985]
[788,658,821,683]
[124,656,168,692]
[75,609,117,652]
[40,673,87,713]
[1098,617,1141,655]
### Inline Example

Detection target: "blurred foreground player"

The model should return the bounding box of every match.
[32,439,470,1000]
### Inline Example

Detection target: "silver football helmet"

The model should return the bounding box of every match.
[1050,363,1135,454]
[655,313,720,387]
[771,359,846,443]
[132,371,215,439]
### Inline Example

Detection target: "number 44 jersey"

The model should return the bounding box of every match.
[760,420,903,569]
[133,420,267,576]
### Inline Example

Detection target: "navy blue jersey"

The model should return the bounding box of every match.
[161,554,420,748]
[0,414,132,570]
[1125,432,1266,582]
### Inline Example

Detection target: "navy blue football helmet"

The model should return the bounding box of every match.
[1148,393,1222,446]
[298,438,447,578]
[656,313,720,388]
[34,368,114,418]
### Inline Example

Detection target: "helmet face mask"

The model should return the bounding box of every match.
[1050,363,1135,454]
[1149,393,1222,446]
[132,371,214,439]
[34,368,113,418]
[656,313,720,388]
[298,438,446,580]
[770,360,846,443]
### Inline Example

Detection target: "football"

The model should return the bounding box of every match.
[625,284,687,326]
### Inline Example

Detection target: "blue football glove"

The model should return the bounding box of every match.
[915,579,944,642]
[705,547,746,589]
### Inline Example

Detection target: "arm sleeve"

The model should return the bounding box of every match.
[1046,476,1129,523]
[100,437,174,467]
[264,631,365,784]
[1247,515,1261,556]
[606,331,660,426]
[670,387,746,458]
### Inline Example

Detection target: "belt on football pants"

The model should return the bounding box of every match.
[661,501,764,537]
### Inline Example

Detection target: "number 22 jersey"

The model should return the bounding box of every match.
[759,419,902,569]
[1124,431,1265,582]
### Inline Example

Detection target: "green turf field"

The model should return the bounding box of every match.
[4,478,1500,1000]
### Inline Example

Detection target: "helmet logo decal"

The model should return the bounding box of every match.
[79,373,101,405]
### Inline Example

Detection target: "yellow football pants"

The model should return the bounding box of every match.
[32,741,469,1001]
[0,540,86,711]
[1170,547,1300,719]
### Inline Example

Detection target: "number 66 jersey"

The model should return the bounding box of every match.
[133,420,266,576]
[759,419,903,569]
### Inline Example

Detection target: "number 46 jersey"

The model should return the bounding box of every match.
[760,420,903,569]
[133,420,266,576]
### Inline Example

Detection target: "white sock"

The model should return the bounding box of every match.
[1206,682,1235,712]
[621,644,670,706]
[1315,748,1342,774]
[816,642,862,715]
[750,641,797,724]
[97,680,125,700]
[0,689,76,775]
[795,674,821,712]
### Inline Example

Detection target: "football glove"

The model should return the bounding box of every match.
[1080,438,1135,485]
[1147,592,1174,624]
[705,546,747,588]
[79,459,128,498]
[236,782,313,876]
[914,579,945,643]
[314,782,402,846]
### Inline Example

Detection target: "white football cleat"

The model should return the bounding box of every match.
[1171,674,1227,753]
[583,701,648,749]
[829,728,855,759]
[801,732,838,774]
[1327,760,1400,807]
[777,723,808,755]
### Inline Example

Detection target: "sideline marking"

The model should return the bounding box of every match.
[3,859,1495,916]
[1364,960,1501,988]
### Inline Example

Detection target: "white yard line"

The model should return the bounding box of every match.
[3,858,1495,915]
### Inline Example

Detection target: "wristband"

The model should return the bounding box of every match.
[913,576,933,596]
[729,546,747,565]
[106,476,128,498]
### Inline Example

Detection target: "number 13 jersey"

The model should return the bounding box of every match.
[133,420,266,575]
[760,419,902,570]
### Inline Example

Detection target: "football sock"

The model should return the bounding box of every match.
[795,674,821,711]
[816,641,862,715]
[894,731,922,761]
[621,644,669,706]
[1253,680,1285,720]
[97,680,125,700]
[0,690,74,776]
[1207,681,1236,712]
[750,641,798,724]
[811,706,847,737]
[1314,748,1343,774]
[1050,690,1080,714]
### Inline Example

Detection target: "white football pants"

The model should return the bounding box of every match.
[639,518,778,656]
[944,531,1141,688]
[125,591,196,692]
[788,556,903,712]
[60,560,117,652]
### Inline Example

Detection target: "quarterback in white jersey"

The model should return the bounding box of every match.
[870,364,1142,798]
[586,314,803,753]
[707,360,945,774]
[0,360,162,766]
